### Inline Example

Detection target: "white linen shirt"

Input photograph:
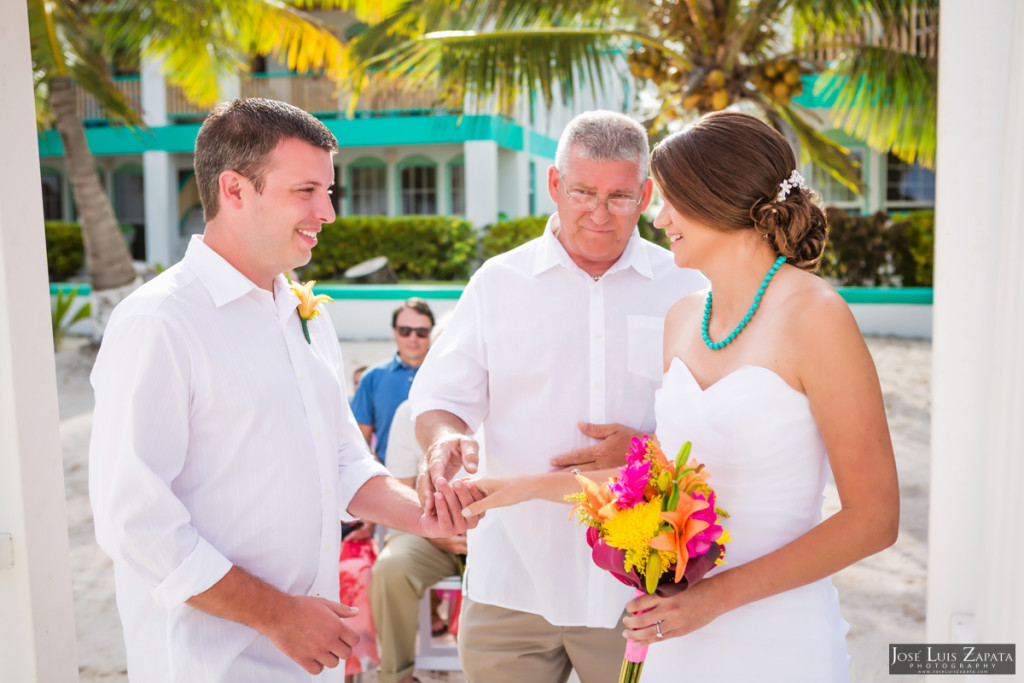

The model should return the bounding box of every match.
[89,236,388,682]
[409,218,707,628]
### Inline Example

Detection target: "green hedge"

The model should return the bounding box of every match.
[302,215,477,281]
[480,216,547,260]
[45,222,86,282]
[480,213,670,261]
[820,209,934,287]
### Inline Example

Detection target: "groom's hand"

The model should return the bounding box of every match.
[549,421,642,471]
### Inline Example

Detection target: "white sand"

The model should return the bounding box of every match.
[58,336,930,682]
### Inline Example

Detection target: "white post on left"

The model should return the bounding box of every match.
[0,3,80,681]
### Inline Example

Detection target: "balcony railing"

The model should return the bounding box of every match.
[75,72,457,124]
[75,75,142,122]
[807,4,939,64]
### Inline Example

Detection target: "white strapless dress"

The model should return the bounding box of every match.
[641,358,850,682]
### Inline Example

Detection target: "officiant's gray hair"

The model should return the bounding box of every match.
[554,111,649,184]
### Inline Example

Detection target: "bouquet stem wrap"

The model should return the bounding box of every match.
[620,589,649,682]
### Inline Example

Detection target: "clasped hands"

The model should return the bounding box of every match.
[416,421,640,517]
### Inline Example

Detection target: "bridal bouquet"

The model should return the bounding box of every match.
[568,435,730,683]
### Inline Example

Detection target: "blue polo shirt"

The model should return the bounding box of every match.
[350,353,418,463]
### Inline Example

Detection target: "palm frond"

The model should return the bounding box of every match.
[28,0,143,128]
[755,97,864,193]
[364,28,626,113]
[815,45,936,167]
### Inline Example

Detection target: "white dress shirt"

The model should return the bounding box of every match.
[89,236,388,682]
[409,218,707,628]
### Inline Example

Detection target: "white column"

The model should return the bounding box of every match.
[143,152,178,267]
[465,140,499,229]
[385,148,398,217]
[140,53,168,128]
[0,4,79,681]
[497,148,529,219]
[976,2,1024,646]
[928,0,1023,648]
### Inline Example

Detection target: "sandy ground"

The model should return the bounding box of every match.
[57,336,931,682]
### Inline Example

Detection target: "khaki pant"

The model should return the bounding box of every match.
[458,596,627,683]
[370,531,462,683]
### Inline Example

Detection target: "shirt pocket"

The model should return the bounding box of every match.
[627,315,665,382]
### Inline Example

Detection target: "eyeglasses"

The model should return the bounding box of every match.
[560,177,643,216]
[396,326,431,339]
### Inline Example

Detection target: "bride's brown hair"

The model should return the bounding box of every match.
[650,111,827,272]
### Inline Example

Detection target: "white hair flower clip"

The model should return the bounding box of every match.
[776,170,805,202]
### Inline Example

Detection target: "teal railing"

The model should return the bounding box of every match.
[51,283,933,305]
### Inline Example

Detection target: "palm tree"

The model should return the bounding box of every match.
[29,0,364,338]
[348,0,938,191]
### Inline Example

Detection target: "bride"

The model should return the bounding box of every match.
[461,111,899,680]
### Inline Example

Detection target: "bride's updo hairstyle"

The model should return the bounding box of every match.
[650,111,827,271]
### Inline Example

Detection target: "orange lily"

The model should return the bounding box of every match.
[289,280,333,344]
[650,493,711,583]
[676,460,711,496]
[572,473,618,523]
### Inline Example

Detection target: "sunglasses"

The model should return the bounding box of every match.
[395,326,431,339]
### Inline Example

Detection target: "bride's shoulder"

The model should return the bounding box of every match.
[666,289,709,322]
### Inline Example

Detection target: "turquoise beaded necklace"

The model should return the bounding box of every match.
[701,255,786,350]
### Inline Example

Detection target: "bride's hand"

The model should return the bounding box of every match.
[621,576,726,647]
[458,474,547,517]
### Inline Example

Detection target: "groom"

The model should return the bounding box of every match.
[410,110,707,682]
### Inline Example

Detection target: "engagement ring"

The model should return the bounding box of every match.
[655,620,664,639]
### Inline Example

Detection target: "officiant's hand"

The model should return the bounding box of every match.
[549,421,642,471]
[418,435,480,513]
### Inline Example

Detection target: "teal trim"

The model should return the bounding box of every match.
[39,115,529,158]
[836,287,933,305]
[794,74,845,109]
[311,284,465,299]
[38,123,204,156]
[329,115,525,150]
[50,284,91,296]
[50,282,933,305]
[529,130,559,160]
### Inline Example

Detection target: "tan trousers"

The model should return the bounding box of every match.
[458,595,627,683]
[370,531,462,683]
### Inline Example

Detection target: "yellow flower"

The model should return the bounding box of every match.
[603,498,666,578]
[289,280,333,344]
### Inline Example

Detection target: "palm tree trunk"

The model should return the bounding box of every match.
[49,74,139,340]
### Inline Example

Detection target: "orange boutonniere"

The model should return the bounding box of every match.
[289,279,333,344]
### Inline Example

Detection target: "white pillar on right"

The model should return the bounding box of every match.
[464,139,499,230]
[928,0,1024,650]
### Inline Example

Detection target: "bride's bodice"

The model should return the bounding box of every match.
[646,358,850,681]
[654,357,831,569]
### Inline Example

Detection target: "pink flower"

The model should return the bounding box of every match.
[627,435,649,465]
[610,457,652,509]
[685,490,724,557]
